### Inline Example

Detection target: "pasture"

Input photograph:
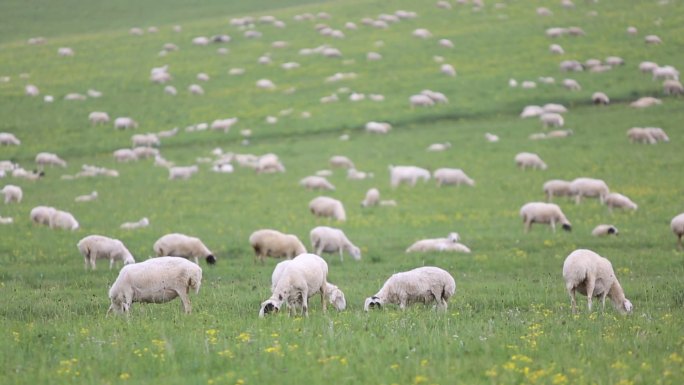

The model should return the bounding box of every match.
[1,0,683,384]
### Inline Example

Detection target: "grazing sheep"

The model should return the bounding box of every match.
[365,121,392,134]
[89,111,110,125]
[75,191,98,202]
[671,213,684,250]
[309,196,346,221]
[77,235,136,270]
[133,147,159,159]
[120,217,149,230]
[25,84,40,96]
[389,165,431,187]
[663,79,683,95]
[259,253,329,317]
[114,117,138,130]
[361,188,380,207]
[562,78,582,91]
[310,226,361,261]
[210,118,238,133]
[540,113,564,128]
[549,44,564,55]
[519,202,571,233]
[485,133,500,142]
[168,165,198,180]
[440,64,456,77]
[255,153,285,174]
[299,176,335,190]
[653,66,679,81]
[249,229,307,263]
[0,133,21,146]
[520,105,544,118]
[626,127,656,144]
[36,152,66,167]
[364,266,456,311]
[131,133,160,148]
[427,142,451,152]
[569,177,610,204]
[108,257,202,315]
[605,193,638,211]
[543,179,572,201]
[562,249,632,314]
[409,94,435,107]
[592,224,619,237]
[271,259,346,311]
[592,92,610,105]
[644,35,662,44]
[49,209,80,231]
[1,184,22,203]
[153,233,216,264]
[406,232,469,253]
[30,206,56,225]
[646,127,669,142]
[433,168,474,187]
[515,152,547,170]
[188,84,204,95]
[113,148,138,162]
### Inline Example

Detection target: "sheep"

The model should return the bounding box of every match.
[77,235,135,270]
[30,205,56,225]
[131,133,160,148]
[671,213,684,250]
[255,153,285,174]
[256,79,276,90]
[164,85,177,95]
[549,44,564,55]
[440,64,456,77]
[485,133,499,142]
[299,176,335,191]
[120,217,149,230]
[646,127,669,142]
[365,121,392,134]
[270,259,346,311]
[210,118,238,133]
[108,256,202,315]
[639,61,659,73]
[644,35,662,44]
[520,105,544,118]
[133,147,159,159]
[153,233,216,265]
[515,152,547,170]
[630,97,662,108]
[0,132,21,145]
[653,66,679,81]
[113,148,138,162]
[188,84,204,95]
[540,113,564,128]
[49,209,80,231]
[409,94,435,107]
[562,78,582,91]
[1,184,22,203]
[88,111,110,126]
[361,188,380,207]
[259,253,329,317]
[25,84,40,96]
[310,226,361,261]
[12,168,44,181]
[309,196,346,221]
[569,177,610,204]
[592,92,610,105]
[114,117,138,130]
[75,191,98,202]
[543,179,573,201]
[433,168,474,187]
[519,202,571,233]
[605,193,638,211]
[405,232,467,253]
[663,79,683,95]
[347,168,373,181]
[0,216,13,224]
[389,165,431,187]
[58,47,74,56]
[592,224,619,237]
[36,152,67,167]
[427,142,451,152]
[364,266,455,311]
[249,229,307,263]
[562,249,632,314]
[168,165,198,180]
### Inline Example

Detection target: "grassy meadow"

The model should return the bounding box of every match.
[1,0,683,384]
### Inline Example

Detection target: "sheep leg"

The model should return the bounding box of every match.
[567,287,577,313]
[600,292,608,312]
[524,219,532,233]
[301,292,309,317]
[177,289,192,313]
[585,276,595,312]
[550,219,557,233]
[677,234,683,250]
[339,248,344,262]
[321,286,328,314]
[109,258,115,269]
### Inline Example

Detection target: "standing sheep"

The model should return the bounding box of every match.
[520,202,571,233]
[36,152,67,167]
[389,165,431,187]
[249,229,307,263]
[562,249,632,314]
[543,179,573,201]
[605,192,637,211]
[49,209,80,231]
[329,155,355,169]
[114,117,138,130]
[670,213,684,250]
[433,168,475,187]
[361,188,380,207]
[30,205,56,225]
[364,266,456,311]
[271,259,346,311]
[153,233,216,264]
[299,176,335,191]
[569,177,610,204]
[515,152,547,170]
[108,257,202,315]
[168,165,199,180]
[0,132,21,146]
[592,224,619,237]
[309,196,346,221]
[259,253,329,317]
[310,226,361,261]
[1,185,22,204]
[77,235,136,270]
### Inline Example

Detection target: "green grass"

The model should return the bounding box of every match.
[1,0,684,384]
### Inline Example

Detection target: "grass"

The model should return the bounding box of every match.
[1,0,684,384]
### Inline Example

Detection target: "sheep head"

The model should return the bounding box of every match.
[562,223,572,232]
[350,246,362,261]
[206,254,217,264]
[364,296,383,311]
[258,299,281,317]
[328,285,346,311]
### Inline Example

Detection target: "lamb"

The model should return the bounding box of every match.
[310,226,361,261]
[36,152,67,167]
[485,133,499,142]
[75,191,98,202]
[605,192,637,211]
[592,224,619,237]
[108,257,202,315]
[562,249,632,314]
[49,209,80,231]
[309,196,346,221]
[270,259,346,311]
[515,152,547,170]
[259,253,329,317]
[299,176,335,191]
[569,177,610,204]
[153,233,216,264]
[1,184,22,203]
[543,179,573,201]
[389,165,431,187]
[519,202,572,233]
[0,132,21,145]
[120,217,149,230]
[168,165,198,180]
[361,188,380,207]
[77,235,136,270]
[405,232,468,253]
[433,168,474,187]
[30,205,56,225]
[671,213,684,250]
[249,229,307,263]
[364,266,456,311]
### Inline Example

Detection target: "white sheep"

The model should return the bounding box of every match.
[433,168,474,187]
[519,202,572,233]
[569,177,610,204]
[255,153,285,174]
[168,165,198,180]
[310,226,361,261]
[644,35,662,44]
[75,191,98,202]
[271,259,346,311]
[515,152,547,170]
[540,113,564,128]
[77,235,135,270]
[592,224,619,237]
[485,133,499,142]
[131,133,160,147]
[30,205,56,225]
[405,232,468,253]
[249,229,307,263]
[1,184,22,203]
[543,179,572,201]
[88,111,110,125]
[36,152,67,167]
[663,79,683,95]
[562,78,582,91]
[389,165,431,187]
[630,97,662,108]
[188,84,205,95]
[114,117,138,129]
[361,188,380,207]
[562,249,632,314]
[210,118,238,133]
[49,209,80,231]
[299,176,335,191]
[365,121,392,134]
[153,233,216,264]
[440,64,456,77]
[133,147,159,159]
[0,132,21,145]
[309,196,346,221]
[364,266,456,311]
[427,142,451,152]
[671,213,684,250]
[120,217,149,230]
[347,168,373,180]
[329,155,354,169]
[259,253,329,317]
[108,256,202,315]
[605,192,637,211]
[113,148,138,162]
[0,216,13,224]
[25,84,40,96]
[592,92,610,105]
[409,94,435,107]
